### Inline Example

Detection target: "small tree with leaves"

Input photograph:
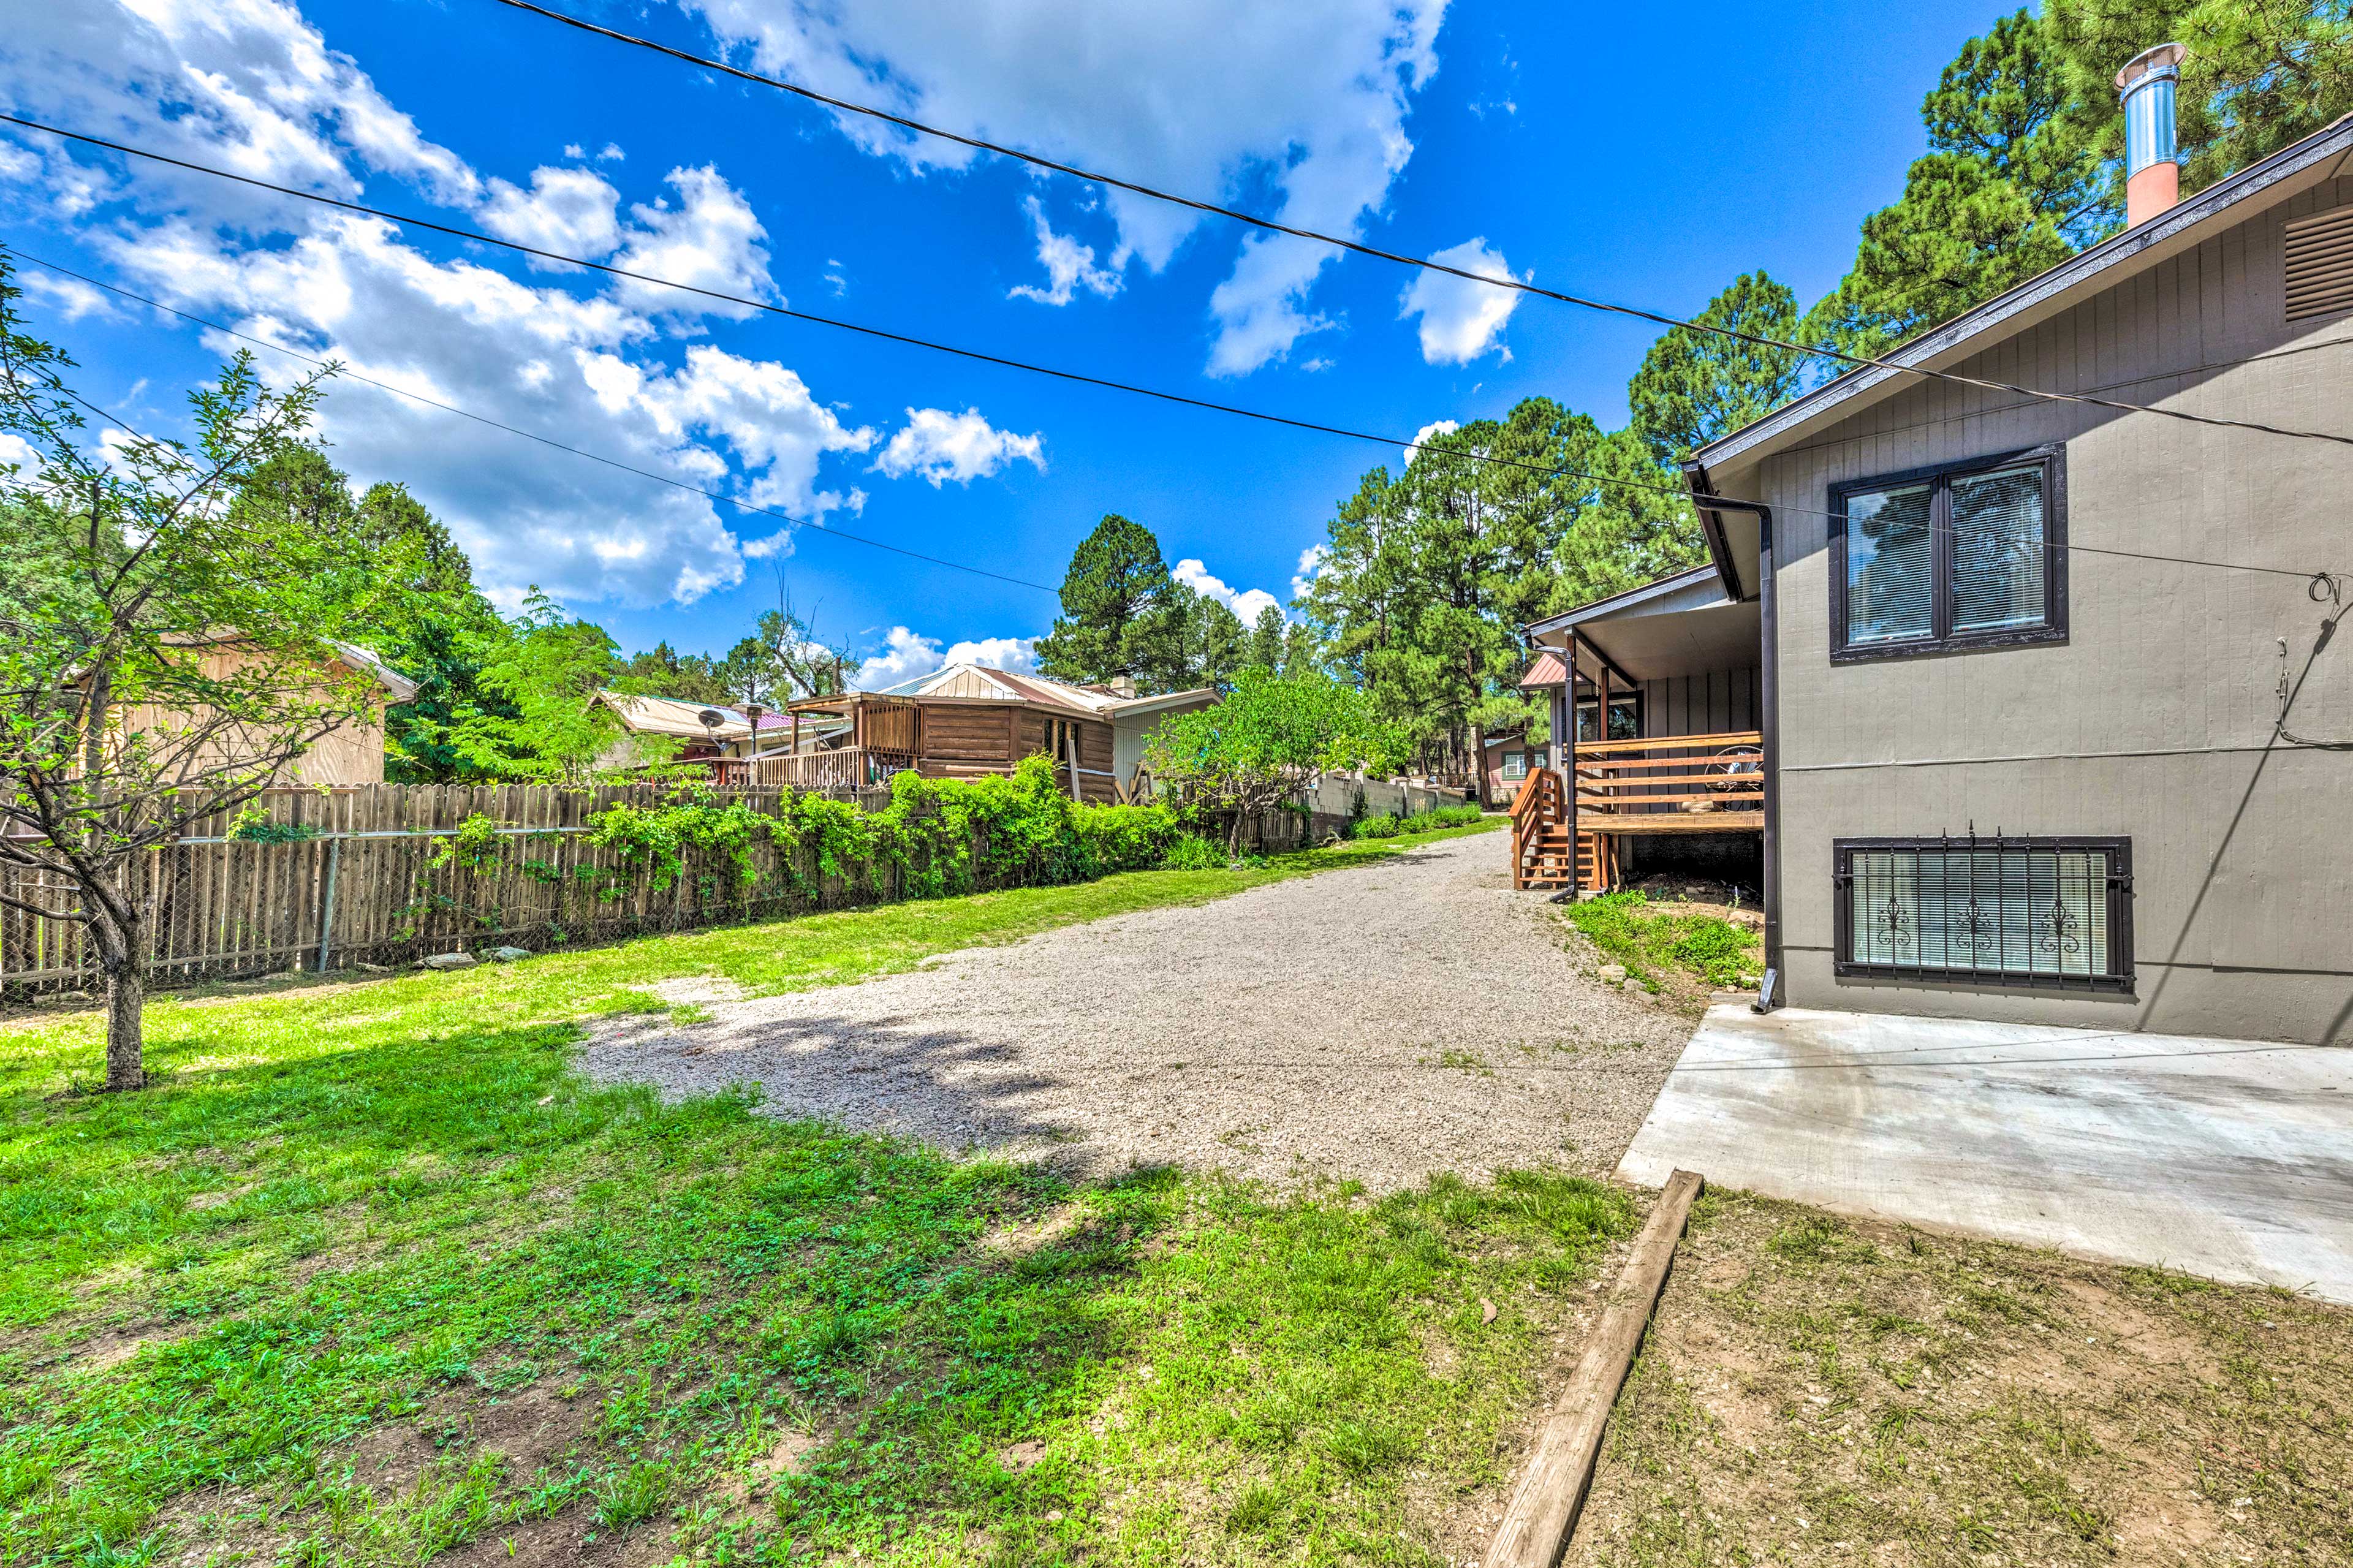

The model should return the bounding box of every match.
[1143,669,1400,856]
[0,261,414,1089]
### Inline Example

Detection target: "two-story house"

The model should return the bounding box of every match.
[1519,64,2352,1045]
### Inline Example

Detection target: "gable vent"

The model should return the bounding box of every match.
[2284,204,2353,322]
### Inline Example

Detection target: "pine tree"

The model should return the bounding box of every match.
[1034,513,1186,689]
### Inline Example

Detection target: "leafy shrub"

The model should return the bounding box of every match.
[1159,831,1227,870]
[1351,802,1485,839]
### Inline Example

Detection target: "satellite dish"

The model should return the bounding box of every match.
[697,708,726,729]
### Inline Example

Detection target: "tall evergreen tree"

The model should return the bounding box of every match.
[1245,603,1289,672]
[1034,513,1186,689]
[1627,272,1809,466]
[1802,10,2105,360]
[2047,0,2352,194]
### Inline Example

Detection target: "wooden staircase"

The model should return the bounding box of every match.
[1512,765,1621,893]
[1509,767,1573,890]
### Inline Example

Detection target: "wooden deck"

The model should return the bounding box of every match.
[1513,729,1764,892]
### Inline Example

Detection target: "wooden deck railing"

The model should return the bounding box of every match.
[1572,730,1763,830]
[738,748,917,792]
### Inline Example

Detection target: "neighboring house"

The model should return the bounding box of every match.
[1480,729,1534,801]
[590,692,757,773]
[99,636,418,788]
[1517,72,2353,1043]
[767,664,1218,803]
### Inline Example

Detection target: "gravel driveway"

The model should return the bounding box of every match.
[578,831,1692,1191]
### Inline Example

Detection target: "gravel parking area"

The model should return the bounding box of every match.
[578,832,1693,1191]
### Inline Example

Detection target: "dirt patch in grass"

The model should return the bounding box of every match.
[1561,1189,2353,1567]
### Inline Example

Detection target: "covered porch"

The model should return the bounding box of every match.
[1510,564,1765,893]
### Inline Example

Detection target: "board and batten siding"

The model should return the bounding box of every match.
[1750,173,2352,1042]
[1631,667,1760,740]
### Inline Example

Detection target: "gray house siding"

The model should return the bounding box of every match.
[1628,667,1761,739]
[1754,173,2352,1042]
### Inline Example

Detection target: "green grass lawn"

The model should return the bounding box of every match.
[0,817,1656,1568]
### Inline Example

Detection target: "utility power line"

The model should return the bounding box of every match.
[481,0,2353,452]
[4,251,1058,593]
[1,123,2340,591]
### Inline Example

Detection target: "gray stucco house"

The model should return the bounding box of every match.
[1517,104,2353,1045]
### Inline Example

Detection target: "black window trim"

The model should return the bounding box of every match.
[1832,833,2134,993]
[1828,443,2069,664]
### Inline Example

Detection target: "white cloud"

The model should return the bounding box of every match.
[610,166,775,317]
[0,0,479,218]
[682,0,1446,374]
[1007,195,1121,306]
[596,142,626,162]
[1292,542,1330,599]
[1173,558,1280,623]
[853,626,1037,689]
[0,0,917,610]
[872,407,1044,487]
[19,270,116,322]
[479,165,623,263]
[1403,419,1457,465]
[563,142,586,159]
[0,433,40,471]
[1399,237,1521,365]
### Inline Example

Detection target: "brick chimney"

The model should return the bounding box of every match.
[1107,675,1137,699]
[2116,43,2186,227]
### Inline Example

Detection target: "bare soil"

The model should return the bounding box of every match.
[1551,1188,2353,1567]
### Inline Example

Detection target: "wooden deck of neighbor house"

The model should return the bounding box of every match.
[1512,730,1764,892]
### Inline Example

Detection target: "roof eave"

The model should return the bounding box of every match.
[1691,115,2353,474]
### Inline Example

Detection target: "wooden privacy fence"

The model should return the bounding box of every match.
[1,782,939,996]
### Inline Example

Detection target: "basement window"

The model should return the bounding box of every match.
[1834,835,2133,991]
[1830,446,2067,662]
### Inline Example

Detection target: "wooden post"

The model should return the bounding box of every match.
[1062,721,1082,804]
[314,835,341,972]
[1566,632,1582,894]
[1482,1170,1703,1568]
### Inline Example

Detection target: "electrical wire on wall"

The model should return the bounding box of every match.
[2275,571,2351,749]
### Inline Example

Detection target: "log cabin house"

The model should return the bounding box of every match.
[760,664,1217,803]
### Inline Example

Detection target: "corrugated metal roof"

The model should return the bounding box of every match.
[596,692,752,740]
[1517,651,1567,689]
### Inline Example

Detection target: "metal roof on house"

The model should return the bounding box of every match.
[1516,651,1567,689]
[865,663,1216,721]
[594,692,753,740]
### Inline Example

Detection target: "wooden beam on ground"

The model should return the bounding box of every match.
[1481,1168,1703,1568]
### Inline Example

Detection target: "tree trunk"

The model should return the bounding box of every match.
[105,963,146,1092]
[91,906,146,1091]
[1470,719,1490,809]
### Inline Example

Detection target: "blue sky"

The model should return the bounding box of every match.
[2,0,2003,686]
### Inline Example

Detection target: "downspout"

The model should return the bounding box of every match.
[1686,480,1781,1010]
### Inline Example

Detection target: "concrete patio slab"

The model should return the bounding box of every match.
[1618,1004,2353,1303]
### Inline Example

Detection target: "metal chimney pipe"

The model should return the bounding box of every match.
[2116,43,2186,227]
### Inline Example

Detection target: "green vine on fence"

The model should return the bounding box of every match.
[422,755,1257,914]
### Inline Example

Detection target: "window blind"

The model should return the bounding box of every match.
[1844,483,1934,644]
[1846,846,2112,979]
[1950,466,2047,632]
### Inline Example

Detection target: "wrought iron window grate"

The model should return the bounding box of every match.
[1833,834,2134,991]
